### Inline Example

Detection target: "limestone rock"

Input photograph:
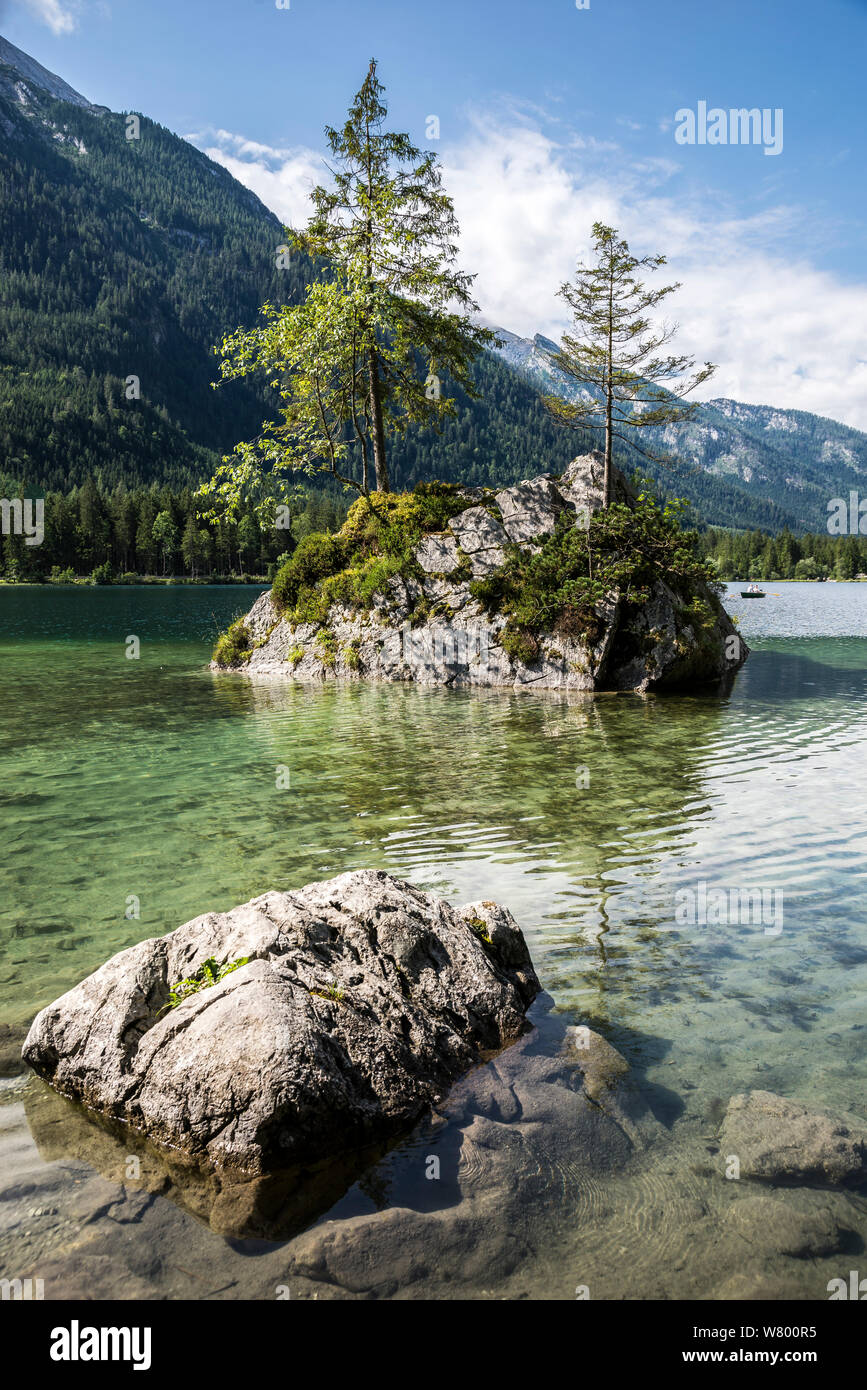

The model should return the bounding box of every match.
[448,505,508,577]
[723,1190,846,1258]
[215,451,747,694]
[495,475,564,545]
[558,451,636,516]
[414,534,462,575]
[22,871,540,1178]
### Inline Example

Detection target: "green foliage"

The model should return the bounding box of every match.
[343,637,362,670]
[542,222,715,502]
[314,627,338,668]
[472,499,719,658]
[160,956,250,1012]
[286,643,305,667]
[0,73,313,492]
[212,619,252,667]
[0,477,349,582]
[269,480,472,623]
[89,561,113,585]
[199,58,495,512]
[271,532,349,611]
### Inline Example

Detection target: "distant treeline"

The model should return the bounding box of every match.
[4,480,866,585]
[0,479,349,583]
[698,527,867,581]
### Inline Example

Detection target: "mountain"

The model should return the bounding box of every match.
[1,37,860,535]
[0,34,92,108]
[0,35,312,491]
[492,329,867,533]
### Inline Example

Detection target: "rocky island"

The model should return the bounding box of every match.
[211,453,748,692]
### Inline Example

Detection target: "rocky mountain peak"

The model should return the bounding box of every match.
[0,33,93,108]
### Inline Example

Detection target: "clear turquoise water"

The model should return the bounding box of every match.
[1,582,866,1299]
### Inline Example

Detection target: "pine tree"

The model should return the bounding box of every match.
[199,59,493,519]
[543,223,715,507]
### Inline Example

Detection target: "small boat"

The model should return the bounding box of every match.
[739,587,766,598]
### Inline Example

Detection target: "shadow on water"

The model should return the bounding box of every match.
[734,645,867,703]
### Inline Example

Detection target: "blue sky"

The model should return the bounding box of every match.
[3,0,867,426]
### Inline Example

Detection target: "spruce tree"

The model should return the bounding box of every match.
[543,223,716,507]
[201,59,492,518]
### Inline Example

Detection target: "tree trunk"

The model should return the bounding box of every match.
[367,349,389,492]
[604,270,614,508]
[604,392,613,510]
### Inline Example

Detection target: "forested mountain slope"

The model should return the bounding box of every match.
[2,35,860,536]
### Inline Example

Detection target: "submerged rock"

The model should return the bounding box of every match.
[213,451,748,694]
[720,1090,867,1187]
[22,871,539,1179]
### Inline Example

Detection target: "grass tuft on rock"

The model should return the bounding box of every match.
[160,956,250,1013]
[465,914,493,945]
[212,619,253,667]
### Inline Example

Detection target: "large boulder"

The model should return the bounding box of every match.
[22,872,539,1179]
[22,1009,658,1248]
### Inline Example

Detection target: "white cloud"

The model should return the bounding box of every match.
[196,112,867,430]
[443,114,867,429]
[22,0,78,34]
[187,129,326,232]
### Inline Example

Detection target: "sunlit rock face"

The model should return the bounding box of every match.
[22,871,539,1179]
[216,452,748,694]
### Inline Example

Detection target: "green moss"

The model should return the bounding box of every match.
[500,626,541,665]
[450,547,473,583]
[465,914,493,945]
[212,619,253,667]
[343,638,362,671]
[271,532,350,613]
[314,628,338,668]
[286,644,305,667]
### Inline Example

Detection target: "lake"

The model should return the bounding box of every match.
[1,581,866,1299]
